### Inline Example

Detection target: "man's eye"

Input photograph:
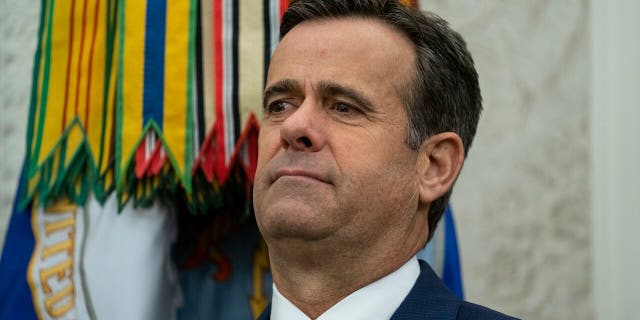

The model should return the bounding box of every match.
[267,101,292,114]
[331,102,359,115]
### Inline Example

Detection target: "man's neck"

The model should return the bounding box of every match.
[267,239,420,318]
[271,257,421,320]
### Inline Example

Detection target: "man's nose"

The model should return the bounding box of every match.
[280,102,325,152]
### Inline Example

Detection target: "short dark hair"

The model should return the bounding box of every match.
[280,0,482,240]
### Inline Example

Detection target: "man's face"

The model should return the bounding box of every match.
[254,18,423,252]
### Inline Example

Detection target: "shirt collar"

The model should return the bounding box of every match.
[271,256,420,320]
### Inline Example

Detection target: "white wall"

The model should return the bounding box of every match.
[590,0,640,319]
[426,1,593,318]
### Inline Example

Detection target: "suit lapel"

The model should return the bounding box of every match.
[390,260,461,320]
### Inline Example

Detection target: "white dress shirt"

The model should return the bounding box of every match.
[271,256,420,320]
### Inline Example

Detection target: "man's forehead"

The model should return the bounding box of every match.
[278,17,414,54]
[267,17,415,89]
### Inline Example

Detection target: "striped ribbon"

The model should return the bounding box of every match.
[193,0,287,186]
[23,0,117,208]
[22,0,269,212]
[115,0,197,207]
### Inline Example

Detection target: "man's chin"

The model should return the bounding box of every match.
[267,226,333,242]
[257,205,338,242]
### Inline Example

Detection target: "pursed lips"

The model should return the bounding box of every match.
[272,168,330,184]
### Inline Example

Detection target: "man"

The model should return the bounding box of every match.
[253,0,517,319]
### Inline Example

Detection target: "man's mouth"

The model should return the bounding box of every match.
[272,168,330,184]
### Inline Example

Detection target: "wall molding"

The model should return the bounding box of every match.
[590,0,640,319]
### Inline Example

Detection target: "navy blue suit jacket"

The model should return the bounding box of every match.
[258,260,518,320]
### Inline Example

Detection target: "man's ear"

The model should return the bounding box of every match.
[417,132,465,204]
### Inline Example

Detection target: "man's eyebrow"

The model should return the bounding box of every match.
[263,79,302,107]
[317,81,376,113]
